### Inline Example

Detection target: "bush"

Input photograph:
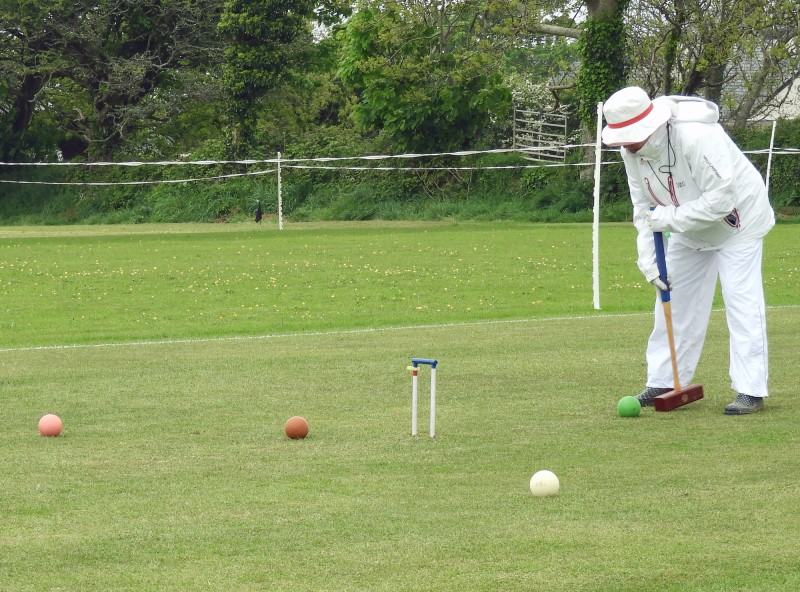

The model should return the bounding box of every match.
[2,117,797,225]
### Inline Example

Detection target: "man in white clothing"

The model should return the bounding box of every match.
[602,86,775,414]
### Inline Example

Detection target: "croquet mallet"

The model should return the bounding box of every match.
[652,231,704,411]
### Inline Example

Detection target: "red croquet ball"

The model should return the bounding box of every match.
[38,414,63,437]
[284,416,309,439]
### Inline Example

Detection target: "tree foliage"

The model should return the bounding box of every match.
[0,0,224,160]
[625,0,799,128]
[335,1,512,152]
[218,0,350,155]
[1,0,797,168]
[576,0,629,130]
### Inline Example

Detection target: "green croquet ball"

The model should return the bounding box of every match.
[617,395,641,417]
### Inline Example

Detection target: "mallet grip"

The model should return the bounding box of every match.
[653,230,670,303]
[652,228,681,391]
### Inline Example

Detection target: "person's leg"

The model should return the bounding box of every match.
[646,239,718,386]
[638,239,717,405]
[718,239,768,414]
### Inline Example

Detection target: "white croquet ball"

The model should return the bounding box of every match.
[529,470,560,497]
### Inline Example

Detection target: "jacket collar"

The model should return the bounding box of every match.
[630,123,669,162]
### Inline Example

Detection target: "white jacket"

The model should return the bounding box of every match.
[621,96,775,282]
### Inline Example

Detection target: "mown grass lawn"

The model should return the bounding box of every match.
[2,221,798,591]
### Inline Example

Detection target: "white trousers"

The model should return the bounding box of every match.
[646,237,769,397]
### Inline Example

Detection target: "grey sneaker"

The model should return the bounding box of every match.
[724,394,765,415]
[635,387,672,407]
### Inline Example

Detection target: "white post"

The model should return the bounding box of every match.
[429,366,437,438]
[592,102,603,310]
[411,369,419,436]
[277,152,283,230]
[765,120,777,198]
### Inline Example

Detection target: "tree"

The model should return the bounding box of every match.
[625,0,799,127]
[484,0,628,135]
[0,0,224,161]
[0,0,74,160]
[518,0,798,131]
[720,0,799,127]
[335,1,511,153]
[576,0,629,130]
[495,0,627,154]
[218,0,350,157]
[70,0,224,159]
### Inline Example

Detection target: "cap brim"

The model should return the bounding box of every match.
[601,101,672,146]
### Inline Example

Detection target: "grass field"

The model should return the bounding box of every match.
[2,221,799,591]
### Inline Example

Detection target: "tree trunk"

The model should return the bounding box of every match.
[661,0,687,95]
[586,0,619,18]
[579,0,627,174]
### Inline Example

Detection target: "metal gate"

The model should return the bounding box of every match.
[512,107,569,163]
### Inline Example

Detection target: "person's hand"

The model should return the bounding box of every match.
[650,276,672,292]
[646,207,669,232]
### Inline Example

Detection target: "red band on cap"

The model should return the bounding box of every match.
[608,103,653,129]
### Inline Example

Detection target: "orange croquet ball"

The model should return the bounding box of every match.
[284,416,309,439]
[38,414,63,437]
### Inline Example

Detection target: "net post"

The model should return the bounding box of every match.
[592,101,603,310]
[277,151,283,230]
[765,120,777,198]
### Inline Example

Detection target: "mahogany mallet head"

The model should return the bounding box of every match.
[654,384,704,411]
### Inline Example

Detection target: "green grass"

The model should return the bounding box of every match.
[1,220,629,348]
[1,220,796,349]
[2,221,799,591]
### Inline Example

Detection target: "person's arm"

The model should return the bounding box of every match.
[624,153,660,283]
